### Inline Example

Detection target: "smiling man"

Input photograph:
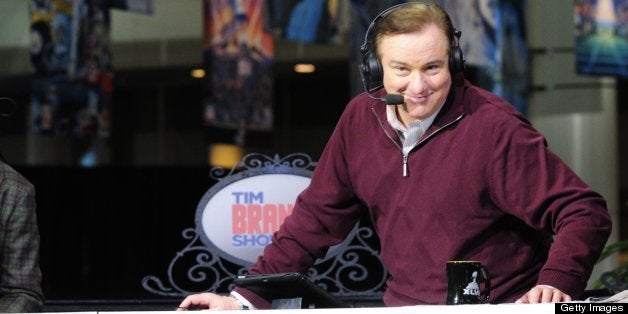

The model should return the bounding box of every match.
[178,2,612,309]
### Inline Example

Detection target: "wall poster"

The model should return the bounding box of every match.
[203,0,274,136]
[29,0,153,166]
[575,0,628,78]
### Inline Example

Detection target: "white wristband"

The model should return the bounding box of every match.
[230,291,255,310]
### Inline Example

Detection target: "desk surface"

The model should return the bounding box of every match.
[43,303,559,314]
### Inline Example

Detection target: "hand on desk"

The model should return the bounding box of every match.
[515,285,572,303]
[177,292,239,311]
[176,285,571,309]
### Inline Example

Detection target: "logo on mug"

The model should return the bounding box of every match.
[462,271,480,296]
[446,261,491,305]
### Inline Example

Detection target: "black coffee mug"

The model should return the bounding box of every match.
[446,261,490,305]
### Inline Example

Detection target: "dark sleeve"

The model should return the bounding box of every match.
[0,173,44,312]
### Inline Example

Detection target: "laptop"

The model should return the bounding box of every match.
[233,272,351,309]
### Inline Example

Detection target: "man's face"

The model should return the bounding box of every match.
[379,23,452,123]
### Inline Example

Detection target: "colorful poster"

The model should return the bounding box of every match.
[203,0,274,133]
[575,0,628,78]
[266,0,347,44]
[30,0,114,138]
[29,0,151,166]
[30,0,152,140]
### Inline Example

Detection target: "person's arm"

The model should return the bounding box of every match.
[246,105,363,278]
[489,114,612,300]
[0,170,44,312]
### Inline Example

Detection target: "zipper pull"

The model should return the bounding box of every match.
[403,154,408,177]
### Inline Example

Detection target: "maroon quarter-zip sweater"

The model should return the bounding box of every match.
[239,80,612,306]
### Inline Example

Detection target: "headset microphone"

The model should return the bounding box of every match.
[360,73,405,105]
[372,93,404,105]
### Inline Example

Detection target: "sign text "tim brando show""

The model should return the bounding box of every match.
[231,191,293,247]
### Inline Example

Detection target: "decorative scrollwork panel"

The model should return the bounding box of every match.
[142,153,388,299]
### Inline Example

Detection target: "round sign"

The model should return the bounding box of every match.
[196,164,357,266]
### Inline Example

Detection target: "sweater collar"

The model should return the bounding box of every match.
[428,77,466,133]
[371,78,466,137]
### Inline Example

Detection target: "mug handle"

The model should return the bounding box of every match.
[480,266,491,303]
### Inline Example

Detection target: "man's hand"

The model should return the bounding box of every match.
[515,285,572,303]
[177,293,240,311]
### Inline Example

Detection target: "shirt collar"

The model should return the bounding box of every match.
[386,104,442,133]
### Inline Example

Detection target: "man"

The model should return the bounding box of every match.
[0,158,44,312]
[179,2,612,309]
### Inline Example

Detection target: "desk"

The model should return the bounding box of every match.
[58,303,556,314]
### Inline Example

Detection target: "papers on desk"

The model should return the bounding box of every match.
[585,289,628,303]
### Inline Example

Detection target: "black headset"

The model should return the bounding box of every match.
[359,2,465,93]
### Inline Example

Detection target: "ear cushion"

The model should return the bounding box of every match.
[360,45,384,92]
[449,44,464,74]
[449,29,465,74]
[366,51,383,83]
